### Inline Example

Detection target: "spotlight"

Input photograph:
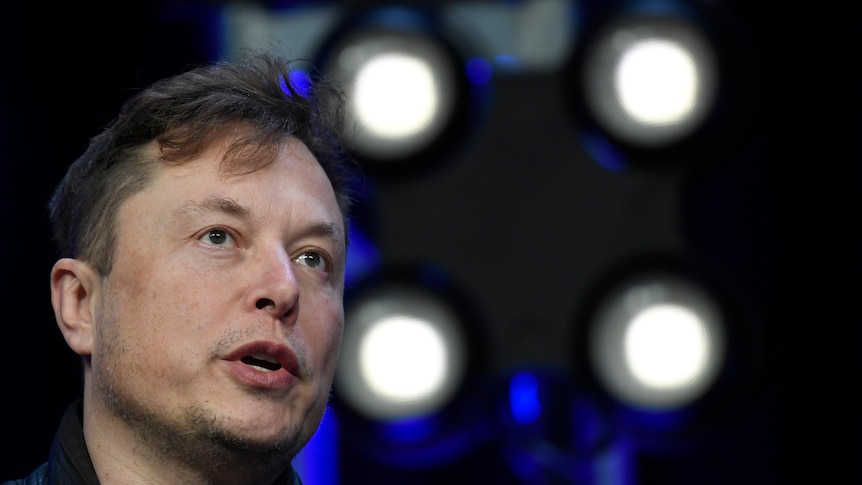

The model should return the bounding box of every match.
[573,254,762,453]
[580,14,718,148]
[335,281,471,421]
[587,271,726,411]
[564,1,750,171]
[332,268,489,469]
[315,6,473,172]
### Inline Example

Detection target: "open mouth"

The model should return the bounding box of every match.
[240,353,282,372]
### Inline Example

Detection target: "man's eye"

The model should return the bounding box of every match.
[201,229,234,246]
[294,252,327,271]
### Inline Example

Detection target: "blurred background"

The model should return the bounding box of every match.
[0,1,858,484]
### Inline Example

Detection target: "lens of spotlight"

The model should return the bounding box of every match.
[321,28,460,163]
[615,38,699,126]
[352,52,439,139]
[336,284,469,421]
[580,15,718,148]
[358,314,449,401]
[588,273,726,410]
[623,303,711,390]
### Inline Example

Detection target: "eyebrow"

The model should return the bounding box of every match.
[174,196,251,220]
[304,221,347,248]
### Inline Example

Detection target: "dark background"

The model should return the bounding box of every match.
[0,1,858,483]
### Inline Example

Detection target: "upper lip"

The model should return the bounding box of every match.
[226,340,301,377]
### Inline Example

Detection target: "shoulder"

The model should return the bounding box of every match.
[1,462,49,485]
[283,464,303,485]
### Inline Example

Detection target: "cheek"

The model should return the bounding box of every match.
[313,318,344,363]
[96,295,211,393]
[99,295,176,366]
[100,270,211,363]
[305,302,344,370]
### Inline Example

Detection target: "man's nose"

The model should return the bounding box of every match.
[249,246,300,322]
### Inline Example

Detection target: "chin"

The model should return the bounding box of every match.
[210,421,304,457]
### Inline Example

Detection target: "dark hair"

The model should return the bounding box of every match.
[48,50,359,275]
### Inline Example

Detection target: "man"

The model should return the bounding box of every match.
[5,51,358,485]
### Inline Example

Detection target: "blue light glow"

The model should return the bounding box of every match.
[292,405,339,485]
[280,69,313,98]
[494,54,520,73]
[465,56,493,85]
[593,434,637,485]
[345,224,381,287]
[380,415,439,444]
[579,130,629,172]
[509,371,542,424]
[624,405,694,431]
[367,413,492,469]
[289,69,313,97]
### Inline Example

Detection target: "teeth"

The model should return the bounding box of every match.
[251,353,277,364]
[240,354,282,372]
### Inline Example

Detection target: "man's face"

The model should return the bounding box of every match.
[91,138,346,458]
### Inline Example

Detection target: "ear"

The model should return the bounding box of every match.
[50,258,100,356]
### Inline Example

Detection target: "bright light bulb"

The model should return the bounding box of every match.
[358,315,448,402]
[615,38,699,125]
[352,53,438,138]
[623,303,710,389]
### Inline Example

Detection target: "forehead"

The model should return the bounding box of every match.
[130,137,344,233]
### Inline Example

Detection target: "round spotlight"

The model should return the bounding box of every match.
[588,272,726,411]
[336,283,470,421]
[580,15,718,148]
[615,38,701,127]
[351,52,441,140]
[358,314,450,402]
[315,7,473,171]
[623,303,712,390]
